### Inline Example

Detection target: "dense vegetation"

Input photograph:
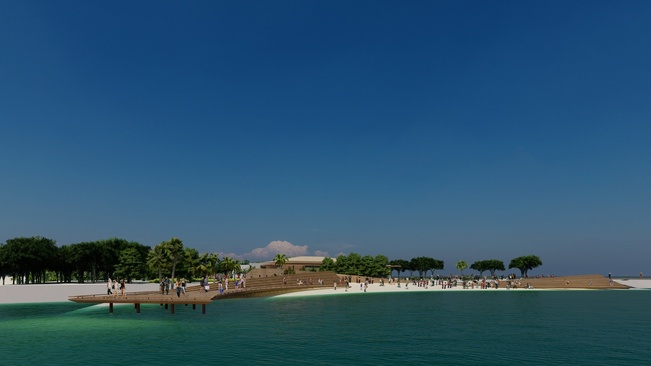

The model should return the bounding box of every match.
[320,253,392,278]
[0,236,542,284]
[0,236,245,284]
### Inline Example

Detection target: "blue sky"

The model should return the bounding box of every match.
[2,1,650,276]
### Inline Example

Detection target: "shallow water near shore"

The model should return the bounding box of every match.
[2,290,650,365]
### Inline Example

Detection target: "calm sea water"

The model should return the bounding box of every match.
[2,290,650,365]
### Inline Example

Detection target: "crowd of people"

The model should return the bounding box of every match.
[106,278,126,297]
[158,277,188,297]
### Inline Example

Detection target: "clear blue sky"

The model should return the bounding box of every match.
[2,2,650,276]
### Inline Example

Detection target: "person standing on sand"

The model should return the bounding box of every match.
[609,273,613,286]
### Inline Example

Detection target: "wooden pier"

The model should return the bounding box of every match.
[68,290,217,314]
[67,271,342,314]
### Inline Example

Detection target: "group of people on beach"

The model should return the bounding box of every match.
[107,278,126,297]
[329,274,536,293]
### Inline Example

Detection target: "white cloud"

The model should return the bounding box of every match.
[314,250,330,257]
[246,240,309,261]
[218,241,330,261]
[216,252,243,260]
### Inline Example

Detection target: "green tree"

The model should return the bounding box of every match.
[389,259,409,279]
[194,252,218,278]
[456,260,468,276]
[56,245,76,283]
[404,259,417,278]
[3,236,58,284]
[320,257,336,272]
[334,254,349,274]
[410,257,431,278]
[359,255,375,277]
[372,254,391,278]
[147,245,168,280]
[470,260,486,276]
[346,253,362,275]
[114,247,147,283]
[182,247,201,279]
[484,259,505,278]
[161,237,184,281]
[206,253,220,276]
[97,238,129,280]
[423,257,444,277]
[220,257,239,276]
[273,253,288,268]
[69,241,105,283]
[0,243,11,285]
[508,255,542,277]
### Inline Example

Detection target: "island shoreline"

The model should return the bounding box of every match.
[1,274,649,305]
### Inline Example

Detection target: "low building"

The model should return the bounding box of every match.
[259,256,333,272]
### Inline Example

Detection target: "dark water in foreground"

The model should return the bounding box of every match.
[1,290,650,365]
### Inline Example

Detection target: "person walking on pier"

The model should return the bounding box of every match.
[107,278,113,296]
[176,279,182,297]
[201,276,210,292]
[120,279,126,297]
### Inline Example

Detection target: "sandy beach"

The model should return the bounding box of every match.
[1,278,649,304]
[273,278,651,298]
[0,282,161,304]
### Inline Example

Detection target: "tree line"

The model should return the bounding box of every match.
[1,236,543,285]
[319,254,542,279]
[0,236,246,285]
[319,253,392,278]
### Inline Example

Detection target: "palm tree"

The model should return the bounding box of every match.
[162,237,184,281]
[274,253,288,269]
[183,247,200,280]
[220,257,237,276]
[147,245,166,280]
[194,253,219,278]
[456,260,468,277]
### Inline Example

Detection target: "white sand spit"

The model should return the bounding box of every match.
[0,282,160,304]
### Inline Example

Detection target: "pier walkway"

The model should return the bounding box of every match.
[68,271,342,314]
[68,290,217,314]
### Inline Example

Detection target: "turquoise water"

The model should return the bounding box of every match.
[2,290,650,365]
